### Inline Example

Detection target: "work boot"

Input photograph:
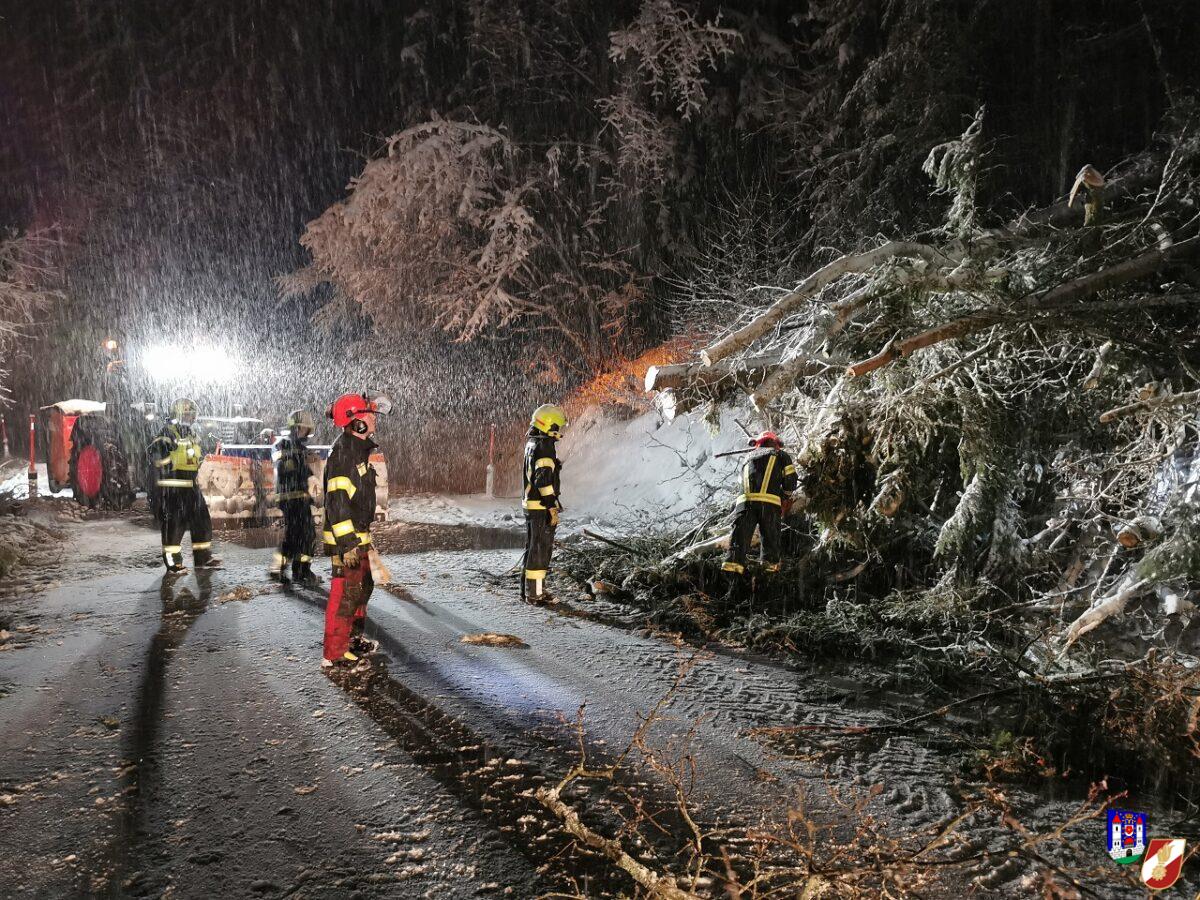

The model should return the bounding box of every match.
[293,562,321,587]
[269,554,289,582]
[320,650,362,670]
[195,556,223,569]
[165,564,189,578]
[350,634,379,655]
[523,576,554,604]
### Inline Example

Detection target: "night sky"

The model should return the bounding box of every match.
[1,2,527,484]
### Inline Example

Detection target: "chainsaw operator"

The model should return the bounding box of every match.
[722,431,797,577]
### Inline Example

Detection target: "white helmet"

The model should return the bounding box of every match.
[287,409,316,436]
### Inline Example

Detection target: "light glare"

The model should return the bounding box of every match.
[142,345,238,384]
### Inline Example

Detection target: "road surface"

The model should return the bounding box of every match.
[0,505,1172,898]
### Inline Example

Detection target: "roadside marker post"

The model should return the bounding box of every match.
[28,414,38,499]
[485,423,496,498]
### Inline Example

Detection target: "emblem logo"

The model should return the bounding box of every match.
[1106,810,1147,864]
[1141,838,1186,891]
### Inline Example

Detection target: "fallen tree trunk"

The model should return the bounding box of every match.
[661,529,732,566]
[1003,157,1163,233]
[649,352,829,421]
[752,352,837,408]
[848,233,1200,377]
[535,785,701,900]
[645,353,782,392]
[700,160,1166,373]
[699,242,959,367]
[1062,576,1149,648]
[1099,388,1200,424]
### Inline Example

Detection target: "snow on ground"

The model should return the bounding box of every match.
[387,492,520,528]
[0,461,70,500]
[8,401,746,535]
[390,404,749,532]
[557,404,746,527]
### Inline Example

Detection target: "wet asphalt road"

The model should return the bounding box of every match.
[2,515,814,898]
[0,512,1176,898]
[0,518,544,898]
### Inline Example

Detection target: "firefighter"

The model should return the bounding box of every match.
[521,404,567,602]
[148,398,220,574]
[270,410,318,585]
[723,431,797,577]
[320,392,391,668]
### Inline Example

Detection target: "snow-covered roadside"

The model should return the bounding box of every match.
[0,461,71,501]
[557,404,746,527]
[387,492,522,528]
[389,404,750,531]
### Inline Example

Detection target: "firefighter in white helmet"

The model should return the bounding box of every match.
[270,409,319,585]
[521,404,567,602]
[148,398,220,574]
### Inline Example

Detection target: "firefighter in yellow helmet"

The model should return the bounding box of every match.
[270,410,319,585]
[148,398,219,574]
[521,404,567,602]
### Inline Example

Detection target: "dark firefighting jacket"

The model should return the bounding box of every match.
[273,433,312,501]
[522,432,561,512]
[148,422,204,489]
[737,448,798,507]
[322,432,378,555]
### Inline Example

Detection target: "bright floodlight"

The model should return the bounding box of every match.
[143,344,238,384]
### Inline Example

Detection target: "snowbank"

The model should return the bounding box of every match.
[556,404,747,528]
[388,492,520,528]
[388,405,750,530]
[0,462,70,501]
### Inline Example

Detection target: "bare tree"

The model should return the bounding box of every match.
[0,231,61,403]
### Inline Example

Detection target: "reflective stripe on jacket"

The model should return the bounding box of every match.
[322,432,379,554]
[738,448,798,506]
[148,422,204,488]
[273,434,312,501]
[522,433,561,512]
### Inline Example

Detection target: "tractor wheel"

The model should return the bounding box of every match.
[69,419,135,510]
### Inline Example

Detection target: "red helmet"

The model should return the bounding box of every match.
[328,392,391,429]
[753,430,783,448]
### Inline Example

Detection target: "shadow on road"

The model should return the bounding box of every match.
[277,580,684,896]
[102,570,213,897]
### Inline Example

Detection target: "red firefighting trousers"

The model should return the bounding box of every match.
[322,554,374,661]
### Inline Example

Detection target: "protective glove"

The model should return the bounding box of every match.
[341,546,360,569]
[549,507,560,528]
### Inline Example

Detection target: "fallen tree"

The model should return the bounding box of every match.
[638,104,1200,673]
[646,353,831,421]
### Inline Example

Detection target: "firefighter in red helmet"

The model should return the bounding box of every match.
[320,391,391,668]
[723,431,797,577]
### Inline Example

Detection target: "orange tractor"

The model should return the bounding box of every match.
[39,404,391,522]
[39,399,147,509]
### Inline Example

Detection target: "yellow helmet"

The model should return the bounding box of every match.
[287,409,315,434]
[171,398,198,424]
[530,403,568,438]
